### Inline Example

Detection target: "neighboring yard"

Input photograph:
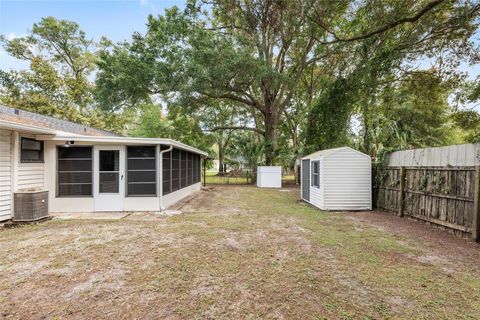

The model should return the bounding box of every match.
[205,172,250,184]
[1,186,480,319]
[204,172,296,185]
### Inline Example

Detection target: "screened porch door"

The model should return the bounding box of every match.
[94,146,125,211]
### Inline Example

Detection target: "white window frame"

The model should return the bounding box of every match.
[311,161,320,188]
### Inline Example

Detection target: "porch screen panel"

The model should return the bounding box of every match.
[180,150,187,188]
[194,154,201,183]
[192,154,198,183]
[187,152,193,185]
[162,149,172,195]
[57,146,93,196]
[171,148,180,192]
[163,148,201,192]
[198,155,202,183]
[127,146,157,196]
[99,150,119,193]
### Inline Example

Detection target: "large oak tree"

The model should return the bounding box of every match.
[96,0,478,164]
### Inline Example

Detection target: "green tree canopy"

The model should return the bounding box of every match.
[0,17,126,132]
[96,0,479,164]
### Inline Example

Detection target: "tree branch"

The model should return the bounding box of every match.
[206,126,265,135]
[315,0,446,45]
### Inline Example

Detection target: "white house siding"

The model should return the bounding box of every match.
[0,129,12,221]
[16,163,44,190]
[15,133,44,190]
[386,144,480,167]
[124,197,160,212]
[163,182,201,209]
[323,149,371,210]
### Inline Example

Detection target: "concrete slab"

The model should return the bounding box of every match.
[52,210,184,221]
[52,211,131,220]
[124,210,183,221]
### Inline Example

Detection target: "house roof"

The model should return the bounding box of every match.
[0,105,119,137]
[0,105,208,156]
[302,147,369,160]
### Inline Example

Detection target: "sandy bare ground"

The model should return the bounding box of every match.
[0,185,479,319]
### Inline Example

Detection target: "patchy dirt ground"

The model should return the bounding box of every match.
[1,186,479,319]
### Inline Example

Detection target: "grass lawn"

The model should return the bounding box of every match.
[1,186,479,319]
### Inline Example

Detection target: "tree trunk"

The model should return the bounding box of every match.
[218,143,225,176]
[264,111,278,166]
[291,124,298,149]
[363,102,371,155]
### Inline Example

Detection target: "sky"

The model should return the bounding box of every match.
[0,0,185,70]
[0,0,479,80]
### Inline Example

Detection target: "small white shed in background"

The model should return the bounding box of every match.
[301,147,371,210]
[257,166,282,188]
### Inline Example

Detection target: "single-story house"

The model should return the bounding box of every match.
[301,147,371,211]
[0,105,208,221]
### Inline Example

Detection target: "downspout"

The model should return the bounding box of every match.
[159,144,173,211]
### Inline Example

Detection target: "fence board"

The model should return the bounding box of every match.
[374,166,475,237]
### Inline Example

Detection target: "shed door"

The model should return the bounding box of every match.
[301,159,310,201]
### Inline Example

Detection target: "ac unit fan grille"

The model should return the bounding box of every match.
[13,191,49,222]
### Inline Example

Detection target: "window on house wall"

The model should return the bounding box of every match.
[57,146,92,197]
[311,161,320,188]
[20,137,44,163]
[162,149,172,195]
[127,146,157,196]
[171,148,180,192]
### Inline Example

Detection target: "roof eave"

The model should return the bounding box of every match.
[35,134,209,156]
[0,119,57,135]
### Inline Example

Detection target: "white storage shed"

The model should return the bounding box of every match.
[301,147,371,210]
[257,166,282,188]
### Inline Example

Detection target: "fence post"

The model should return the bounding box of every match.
[473,166,480,242]
[398,166,406,217]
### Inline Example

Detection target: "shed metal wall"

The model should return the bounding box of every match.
[257,166,282,188]
[385,144,480,167]
[303,148,371,211]
[323,149,371,210]
[0,129,12,221]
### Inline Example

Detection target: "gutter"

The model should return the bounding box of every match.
[159,144,174,211]
[0,119,57,135]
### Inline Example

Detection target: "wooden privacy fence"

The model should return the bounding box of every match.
[374,166,480,241]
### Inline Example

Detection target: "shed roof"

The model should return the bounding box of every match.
[302,147,369,160]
